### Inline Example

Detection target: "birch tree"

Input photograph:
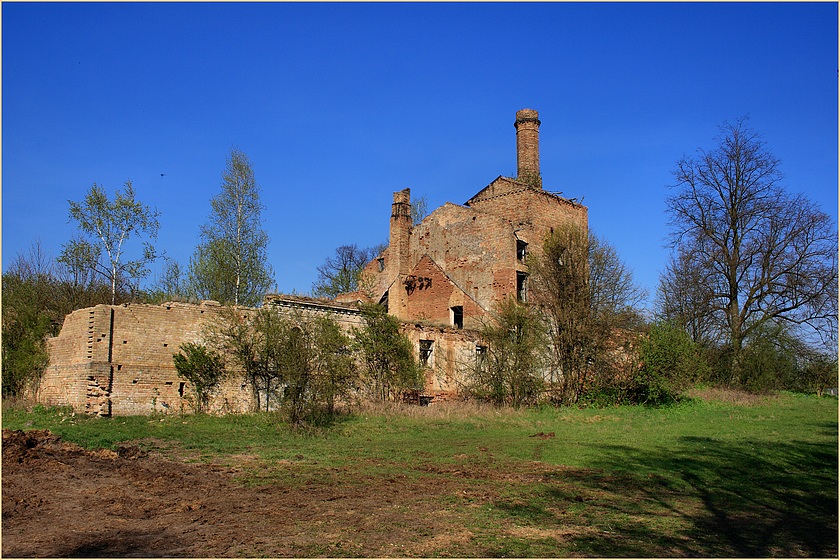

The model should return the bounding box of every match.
[59,181,160,304]
[188,149,274,307]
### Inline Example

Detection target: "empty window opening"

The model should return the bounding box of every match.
[163,343,168,348]
[517,240,528,261]
[178,382,186,397]
[419,340,433,366]
[451,306,464,329]
[476,345,487,364]
[377,257,385,272]
[517,272,528,302]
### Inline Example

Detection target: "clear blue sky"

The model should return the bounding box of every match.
[3,2,837,308]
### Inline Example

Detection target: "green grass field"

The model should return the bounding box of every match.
[4,389,837,557]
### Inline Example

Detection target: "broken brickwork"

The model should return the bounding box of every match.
[40,301,254,416]
[40,108,588,415]
[39,297,478,415]
[361,108,588,330]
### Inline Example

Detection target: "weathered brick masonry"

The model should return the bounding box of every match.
[39,296,476,414]
[362,108,587,328]
[39,108,588,415]
[40,301,254,415]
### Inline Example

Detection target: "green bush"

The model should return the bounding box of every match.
[636,321,709,404]
[799,354,838,397]
[173,342,227,413]
[353,303,422,402]
[463,298,547,407]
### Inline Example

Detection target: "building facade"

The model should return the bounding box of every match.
[38,109,588,415]
[362,108,587,329]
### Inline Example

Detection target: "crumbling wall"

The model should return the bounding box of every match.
[41,306,102,412]
[400,255,485,330]
[41,297,479,416]
[402,323,482,398]
[467,181,588,244]
[265,295,366,332]
[365,182,588,328]
[408,203,519,314]
[41,301,255,416]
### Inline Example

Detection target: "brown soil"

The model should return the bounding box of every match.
[1,429,480,557]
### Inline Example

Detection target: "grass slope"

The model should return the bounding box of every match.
[3,389,837,557]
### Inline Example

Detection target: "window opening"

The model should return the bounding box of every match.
[377,257,385,272]
[419,340,433,366]
[517,272,528,302]
[451,306,464,329]
[517,240,528,261]
[476,345,487,365]
[178,382,186,397]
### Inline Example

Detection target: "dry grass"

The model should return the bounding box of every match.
[355,398,527,421]
[686,386,780,406]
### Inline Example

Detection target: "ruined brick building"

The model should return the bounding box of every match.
[360,108,587,329]
[37,109,588,414]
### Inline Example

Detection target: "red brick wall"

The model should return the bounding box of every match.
[400,255,486,329]
[409,203,518,312]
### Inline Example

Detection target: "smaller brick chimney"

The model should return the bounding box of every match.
[514,108,541,185]
[388,188,411,319]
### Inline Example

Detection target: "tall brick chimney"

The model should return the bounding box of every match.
[514,108,541,184]
[388,188,411,319]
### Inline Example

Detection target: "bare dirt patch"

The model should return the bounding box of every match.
[2,429,477,557]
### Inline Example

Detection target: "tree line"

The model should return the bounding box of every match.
[3,118,837,408]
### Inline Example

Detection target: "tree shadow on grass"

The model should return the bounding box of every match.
[493,434,837,557]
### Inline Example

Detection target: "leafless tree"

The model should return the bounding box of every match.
[656,246,718,346]
[527,225,647,404]
[665,117,837,382]
[410,194,429,225]
[312,243,385,298]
